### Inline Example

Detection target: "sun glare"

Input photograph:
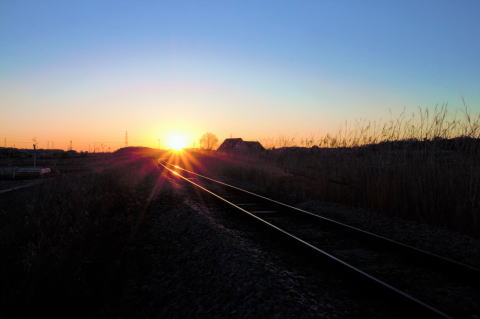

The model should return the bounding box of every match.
[166,134,188,151]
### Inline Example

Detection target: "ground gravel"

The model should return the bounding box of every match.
[121,201,348,317]
[113,177,414,318]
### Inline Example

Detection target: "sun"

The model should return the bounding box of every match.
[166,134,188,151]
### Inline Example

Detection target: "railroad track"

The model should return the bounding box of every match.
[159,161,480,318]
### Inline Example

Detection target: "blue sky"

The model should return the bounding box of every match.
[1,0,479,148]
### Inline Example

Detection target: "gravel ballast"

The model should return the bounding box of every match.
[116,176,417,318]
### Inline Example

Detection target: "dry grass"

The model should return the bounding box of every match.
[198,104,480,236]
[261,102,480,148]
[0,154,166,318]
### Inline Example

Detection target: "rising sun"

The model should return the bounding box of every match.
[166,134,188,151]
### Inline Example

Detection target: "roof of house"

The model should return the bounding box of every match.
[243,141,265,150]
[217,138,265,152]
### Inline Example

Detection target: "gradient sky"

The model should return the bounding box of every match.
[1,0,479,150]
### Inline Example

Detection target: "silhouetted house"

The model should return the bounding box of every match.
[217,138,265,153]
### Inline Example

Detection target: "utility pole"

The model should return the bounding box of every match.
[69,140,73,151]
[32,138,37,168]
[33,144,37,167]
[125,130,128,147]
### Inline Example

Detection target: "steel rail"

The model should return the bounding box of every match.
[160,161,480,284]
[159,162,453,318]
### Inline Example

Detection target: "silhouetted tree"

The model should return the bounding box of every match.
[199,132,219,150]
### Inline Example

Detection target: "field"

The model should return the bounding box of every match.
[172,106,480,237]
[2,106,480,317]
[178,137,480,237]
[0,149,171,318]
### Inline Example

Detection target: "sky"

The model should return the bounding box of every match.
[1,0,479,150]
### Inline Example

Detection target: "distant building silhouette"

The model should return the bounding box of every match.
[217,138,265,153]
